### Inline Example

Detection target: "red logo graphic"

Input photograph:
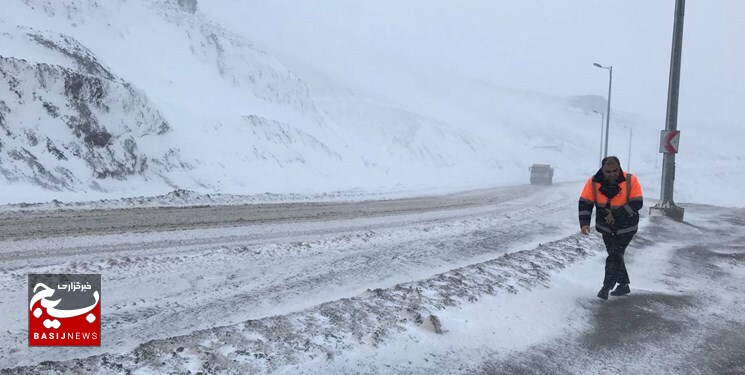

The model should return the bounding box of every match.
[28,274,101,346]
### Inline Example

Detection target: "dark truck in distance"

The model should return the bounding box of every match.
[529,164,554,185]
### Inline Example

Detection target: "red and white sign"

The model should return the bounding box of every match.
[659,130,681,153]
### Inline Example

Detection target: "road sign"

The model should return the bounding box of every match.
[659,130,680,153]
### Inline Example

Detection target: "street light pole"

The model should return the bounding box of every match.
[600,112,605,164]
[593,63,613,158]
[592,110,604,165]
[624,126,632,171]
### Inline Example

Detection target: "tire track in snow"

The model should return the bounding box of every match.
[0,184,579,370]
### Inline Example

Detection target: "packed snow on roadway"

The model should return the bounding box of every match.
[1,184,743,374]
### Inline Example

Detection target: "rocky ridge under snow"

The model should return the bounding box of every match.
[0,25,186,190]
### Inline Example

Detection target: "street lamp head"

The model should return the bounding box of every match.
[593,63,602,68]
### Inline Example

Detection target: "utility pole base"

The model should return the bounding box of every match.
[649,206,685,222]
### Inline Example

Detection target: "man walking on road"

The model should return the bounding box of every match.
[578,156,644,300]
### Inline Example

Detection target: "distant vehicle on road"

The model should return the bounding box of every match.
[529,164,554,185]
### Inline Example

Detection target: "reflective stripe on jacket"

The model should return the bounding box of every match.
[578,172,643,235]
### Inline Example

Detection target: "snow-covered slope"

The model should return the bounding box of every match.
[0,0,600,197]
[1,0,743,206]
[0,27,183,190]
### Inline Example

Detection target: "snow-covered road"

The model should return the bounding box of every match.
[0,183,580,369]
[2,184,743,374]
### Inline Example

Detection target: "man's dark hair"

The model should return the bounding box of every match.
[602,156,621,166]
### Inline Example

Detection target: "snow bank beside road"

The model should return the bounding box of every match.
[5,234,602,374]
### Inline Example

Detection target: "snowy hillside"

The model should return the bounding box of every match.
[0,0,345,195]
[1,0,744,206]
[0,27,182,190]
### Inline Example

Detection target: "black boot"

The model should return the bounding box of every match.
[597,285,612,300]
[611,284,630,296]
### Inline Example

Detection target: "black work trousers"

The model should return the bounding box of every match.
[601,233,634,287]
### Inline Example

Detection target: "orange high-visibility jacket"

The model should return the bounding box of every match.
[578,172,643,235]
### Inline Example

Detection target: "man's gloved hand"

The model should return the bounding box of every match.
[605,212,615,225]
[581,225,590,235]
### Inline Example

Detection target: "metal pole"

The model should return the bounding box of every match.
[627,127,632,171]
[604,67,612,158]
[651,0,685,222]
[599,112,604,165]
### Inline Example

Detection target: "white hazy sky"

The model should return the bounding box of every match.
[201,0,745,125]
